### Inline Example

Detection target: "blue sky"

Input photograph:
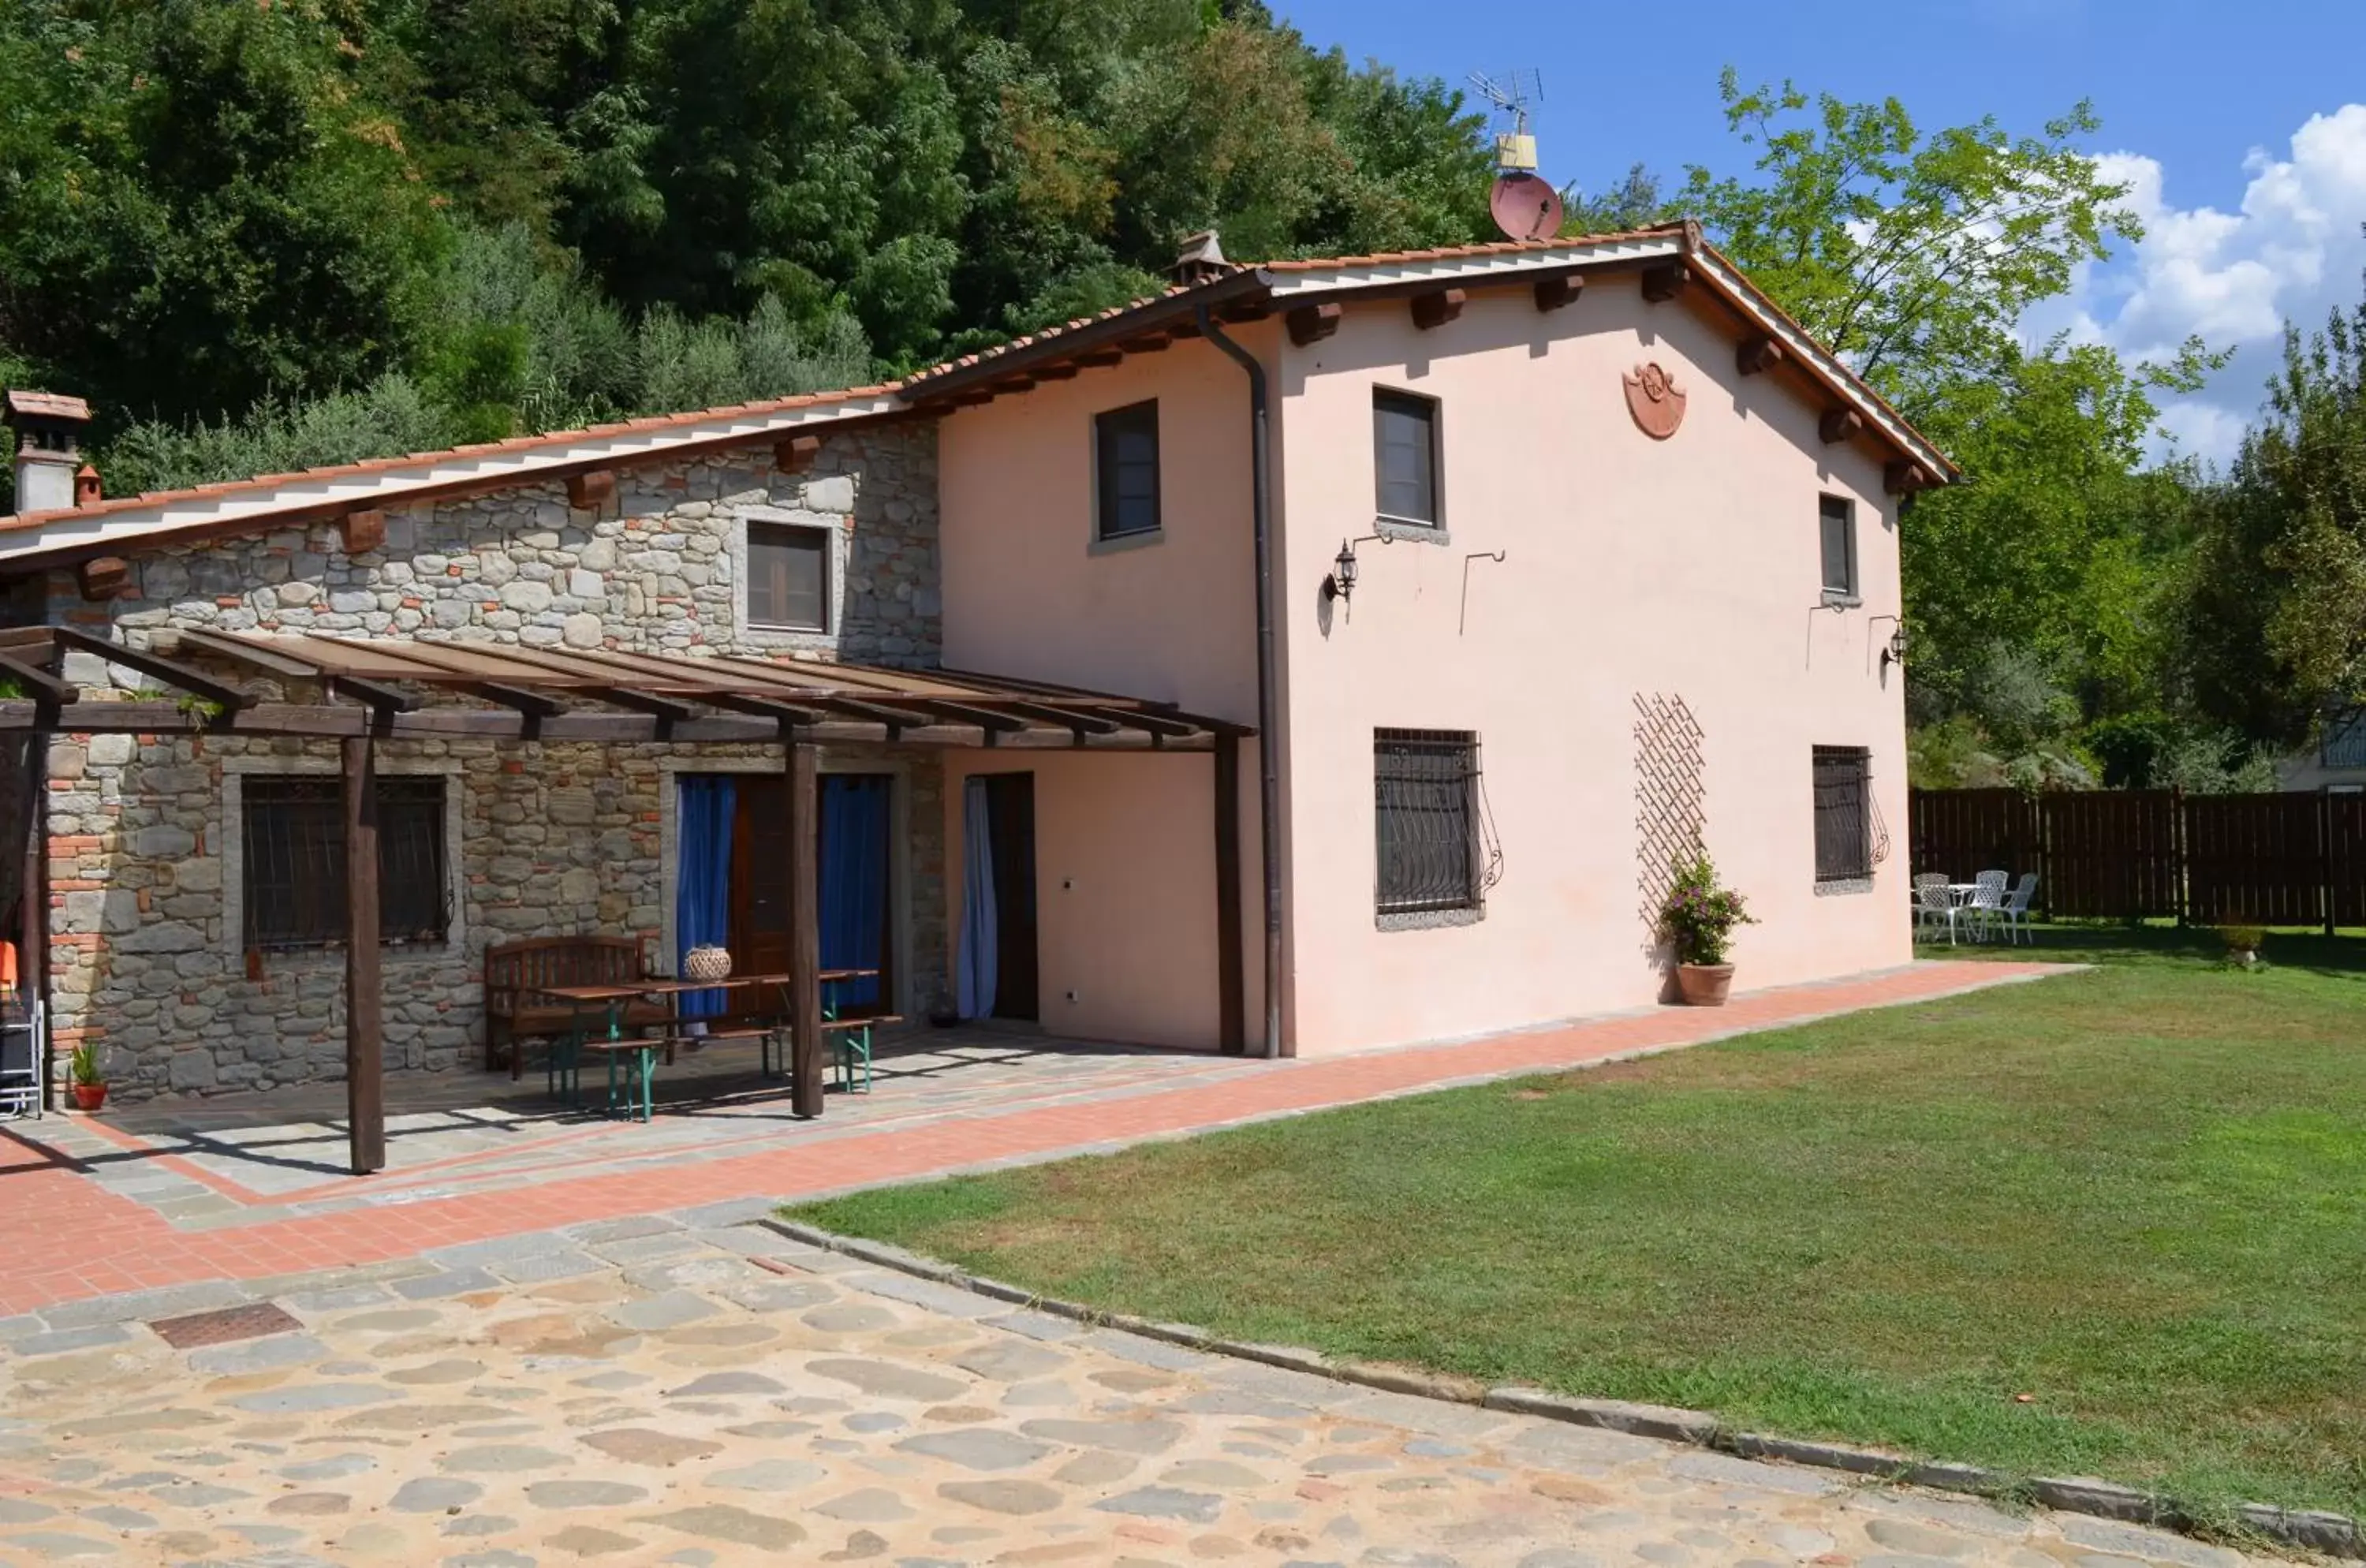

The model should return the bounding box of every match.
[1274,0,2366,463]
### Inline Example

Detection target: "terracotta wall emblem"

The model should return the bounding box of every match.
[1623,361,1687,439]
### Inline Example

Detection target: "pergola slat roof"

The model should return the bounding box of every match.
[0,626,1250,749]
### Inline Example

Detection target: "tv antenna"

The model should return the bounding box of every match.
[1468,69,1562,241]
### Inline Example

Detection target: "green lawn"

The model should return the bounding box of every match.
[789,928,2366,1523]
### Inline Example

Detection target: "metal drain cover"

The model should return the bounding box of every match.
[150,1301,301,1349]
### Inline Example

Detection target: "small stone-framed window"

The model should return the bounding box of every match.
[747,519,831,632]
[733,505,844,647]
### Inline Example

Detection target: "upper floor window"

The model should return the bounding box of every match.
[1819,495,1858,603]
[1374,389,1440,526]
[748,517,830,632]
[242,775,450,950]
[1095,400,1162,541]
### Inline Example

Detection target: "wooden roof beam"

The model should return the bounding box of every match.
[1410,289,1466,330]
[1819,408,1864,446]
[1287,303,1342,346]
[1737,335,1786,376]
[1534,274,1581,312]
[0,652,78,713]
[1886,461,1935,496]
[1641,262,1690,304]
[1006,700,1122,738]
[51,625,252,710]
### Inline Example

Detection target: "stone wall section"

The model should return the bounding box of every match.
[72,424,939,665]
[36,424,955,1100]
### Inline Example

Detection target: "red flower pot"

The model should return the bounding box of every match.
[71,1082,106,1111]
[1676,963,1734,1006]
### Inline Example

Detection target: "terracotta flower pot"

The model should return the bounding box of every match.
[1676,963,1734,1006]
[71,1081,106,1111]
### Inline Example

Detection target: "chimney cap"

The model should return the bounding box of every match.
[6,390,91,424]
[1173,230,1233,285]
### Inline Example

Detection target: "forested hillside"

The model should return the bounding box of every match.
[2,2,2360,783]
[0,0,1494,484]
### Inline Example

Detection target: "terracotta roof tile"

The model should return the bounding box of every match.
[0,380,905,534]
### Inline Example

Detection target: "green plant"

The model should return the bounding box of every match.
[68,1042,103,1087]
[1659,853,1755,967]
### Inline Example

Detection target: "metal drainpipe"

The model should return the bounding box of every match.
[1195,303,1284,1060]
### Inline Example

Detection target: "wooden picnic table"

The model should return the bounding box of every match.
[535,970,881,1119]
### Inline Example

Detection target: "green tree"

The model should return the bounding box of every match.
[2181,270,2366,750]
[1678,73,2219,761]
[0,0,446,429]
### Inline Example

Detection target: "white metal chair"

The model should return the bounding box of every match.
[1913,874,1969,945]
[1994,873,2039,946]
[1963,870,2010,942]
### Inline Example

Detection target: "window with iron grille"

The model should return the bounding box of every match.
[1375,730,1481,916]
[1812,746,1873,883]
[241,776,450,950]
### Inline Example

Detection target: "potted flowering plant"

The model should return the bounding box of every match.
[1659,852,1754,1006]
[68,1042,107,1111]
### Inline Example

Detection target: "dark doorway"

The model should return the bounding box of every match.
[981,773,1039,1021]
[728,773,896,1017]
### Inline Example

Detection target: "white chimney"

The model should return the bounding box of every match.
[7,390,92,515]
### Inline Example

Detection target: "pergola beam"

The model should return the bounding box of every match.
[786,741,824,1118]
[51,625,252,710]
[344,735,386,1175]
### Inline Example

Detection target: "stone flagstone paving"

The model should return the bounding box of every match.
[0,1219,2269,1568]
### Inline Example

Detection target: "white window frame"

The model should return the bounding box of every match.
[220,755,467,964]
[733,505,845,651]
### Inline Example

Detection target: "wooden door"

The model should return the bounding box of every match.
[730,776,792,1017]
[983,773,1038,1021]
[730,773,898,1016]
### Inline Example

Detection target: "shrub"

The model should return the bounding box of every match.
[1660,853,1755,967]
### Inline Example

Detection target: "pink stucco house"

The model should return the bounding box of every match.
[0,221,1951,1105]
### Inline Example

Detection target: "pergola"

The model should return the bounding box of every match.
[0,625,1253,1173]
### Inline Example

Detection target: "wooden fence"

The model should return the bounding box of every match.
[1909,787,2366,931]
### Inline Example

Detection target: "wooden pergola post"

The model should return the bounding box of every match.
[786,738,825,1118]
[343,735,386,1174]
[1214,733,1245,1055]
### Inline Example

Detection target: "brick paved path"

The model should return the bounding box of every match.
[0,1215,2260,1568]
[0,961,2063,1320]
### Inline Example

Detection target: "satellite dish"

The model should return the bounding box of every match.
[1469,69,1561,241]
[1490,172,1563,242]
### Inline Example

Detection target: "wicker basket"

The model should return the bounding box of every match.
[682,945,733,983]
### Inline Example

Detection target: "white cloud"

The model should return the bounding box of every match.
[2060,105,2366,465]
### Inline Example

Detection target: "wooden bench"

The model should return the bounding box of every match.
[577,1037,662,1122]
[484,936,668,1078]
[826,1014,902,1094]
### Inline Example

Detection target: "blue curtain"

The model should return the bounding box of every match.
[957,776,998,1019]
[676,775,736,1017]
[819,775,890,1010]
